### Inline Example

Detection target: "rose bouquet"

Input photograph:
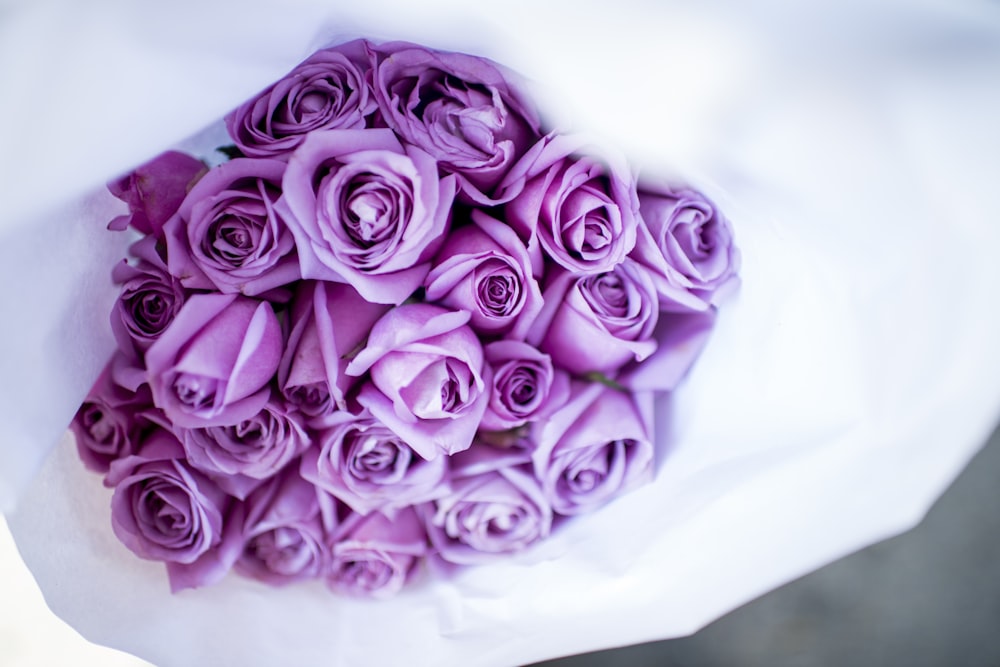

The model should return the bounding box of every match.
[70,38,739,597]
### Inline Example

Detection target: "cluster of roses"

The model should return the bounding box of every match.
[72,39,739,598]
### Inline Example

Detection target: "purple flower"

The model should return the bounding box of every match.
[164,157,300,295]
[633,184,740,310]
[479,340,569,431]
[370,41,542,203]
[530,259,659,375]
[236,469,330,586]
[106,427,244,592]
[278,281,390,418]
[424,210,542,338]
[300,409,448,515]
[278,128,456,304]
[531,383,654,516]
[226,39,377,158]
[145,294,282,428]
[501,134,639,275]
[346,305,490,461]
[108,150,207,238]
[423,444,550,565]
[111,236,186,358]
[327,507,427,599]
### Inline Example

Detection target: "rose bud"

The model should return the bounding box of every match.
[424,210,543,339]
[633,183,740,311]
[369,40,542,203]
[278,128,457,304]
[346,304,490,460]
[326,507,427,599]
[106,427,244,592]
[226,39,377,158]
[479,340,569,431]
[236,469,330,586]
[164,157,300,296]
[145,294,282,428]
[300,408,448,515]
[278,281,390,418]
[500,133,640,275]
[531,383,654,516]
[108,150,207,238]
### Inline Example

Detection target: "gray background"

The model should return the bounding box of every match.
[531,420,1000,667]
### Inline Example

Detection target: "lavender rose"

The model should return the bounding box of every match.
[479,340,569,431]
[226,39,377,158]
[108,150,206,238]
[145,293,282,428]
[423,444,551,565]
[633,184,740,310]
[346,305,490,460]
[278,128,456,304]
[501,134,639,275]
[327,507,427,599]
[111,236,186,358]
[424,210,543,338]
[300,409,448,515]
[106,427,244,591]
[278,281,390,418]
[164,157,299,295]
[531,383,654,516]
[369,41,542,203]
[236,469,330,586]
[71,362,153,474]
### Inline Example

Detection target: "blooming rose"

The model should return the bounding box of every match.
[633,183,740,310]
[531,383,654,516]
[236,469,329,586]
[346,305,489,460]
[108,150,206,238]
[327,507,427,599]
[164,157,299,295]
[501,133,639,275]
[111,236,186,358]
[479,340,569,431]
[278,281,390,418]
[226,39,377,158]
[424,210,542,338]
[107,427,244,591]
[422,444,550,565]
[369,41,542,203]
[530,259,659,375]
[300,409,448,515]
[279,128,456,304]
[145,294,282,428]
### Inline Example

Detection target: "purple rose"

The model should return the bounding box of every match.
[111,236,186,358]
[145,294,282,428]
[424,210,543,338]
[300,409,448,515]
[236,469,330,586]
[501,134,639,275]
[531,383,654,516]
[71,362,153,474]
[479,340,569,431]
[108,150,207,238]
[530,259,659,375]
[226,39,377,158]
[327,507,427,599]
[106,427,244,591]
[164,157,300,295]
[346,305,489,460]
[278,281,390,418]
[179,399,309,482]
[618,310,718,393]
[633,184,740,310]
[278,128,457,304]
[369,41,542,203]
[422,444,551,565]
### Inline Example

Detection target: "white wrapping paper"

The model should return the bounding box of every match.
[3,1,1000,665]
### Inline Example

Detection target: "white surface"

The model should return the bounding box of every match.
[3,1,1000,666]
